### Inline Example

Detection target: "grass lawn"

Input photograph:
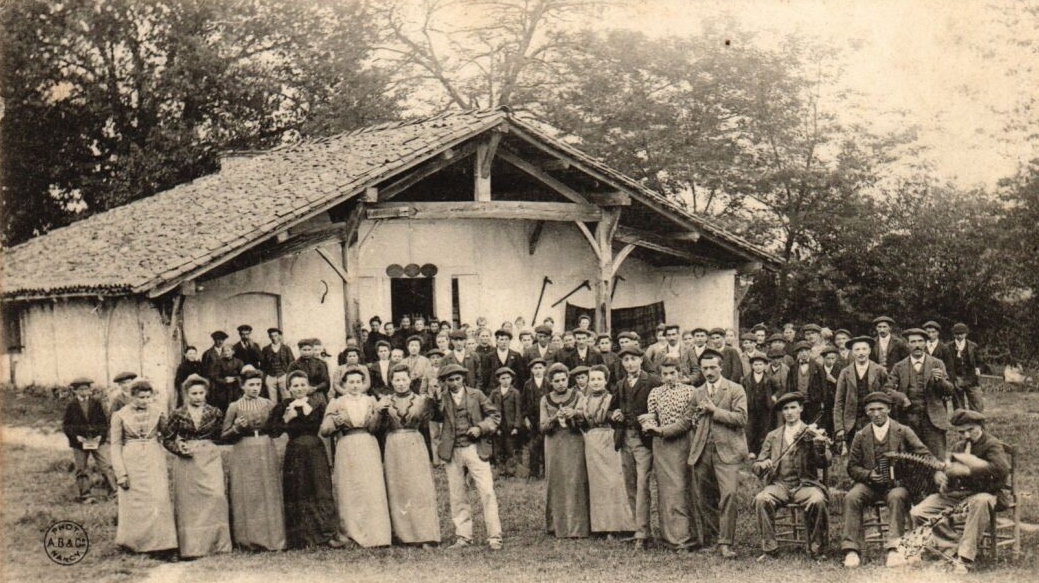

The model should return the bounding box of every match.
[2,380,1037,582]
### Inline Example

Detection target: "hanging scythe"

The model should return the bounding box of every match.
[551,280,591,308]
[532,276,553,324]
[611,274,626,301]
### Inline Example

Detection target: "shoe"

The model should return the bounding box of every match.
[719,544,737,559]
[446,538,471,550]
[844,551,861,568]
[756,550,778,562]
[633,539,645,551]
[326,538,346,549]
[488,538,503,551]
[420,543,435,550]
[952,559,970,575]
[886,551,907,568]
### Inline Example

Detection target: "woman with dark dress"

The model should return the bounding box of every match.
[163,374,231,558]
[539,363,590,538]
[267,370,341,548]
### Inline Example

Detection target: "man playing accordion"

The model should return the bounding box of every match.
[840,391,936,568]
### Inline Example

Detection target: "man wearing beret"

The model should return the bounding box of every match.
[522,357,550,479]
[885,328,955,459]
[834,337,903,453]
[562,328,604,372]
[833,329,853,370]
[871,316,910,373]
[783,341,828,432]
[753,391,829,559]
[909,410,1010,574]
[440,330,480,389]
[107,371,139,416]
[742,352,780,457]
[232,324,262,369]
[947,323,984,412]
[709,328,744,382]
[261,328,295,402]
[523,324,558,365]
[433,364,504,550]
[684,350,748,558]
[63,378,119,502]
[608,347,663,549]
[841,392,935,568]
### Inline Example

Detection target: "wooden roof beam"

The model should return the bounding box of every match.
[497,149,588,205]
[379,141,478,201]
[614,226,725,267]
[367,201,602,222]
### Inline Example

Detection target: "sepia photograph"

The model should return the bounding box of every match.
[0,0,1036,581]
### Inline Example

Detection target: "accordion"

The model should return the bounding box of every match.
[876,451,945,497]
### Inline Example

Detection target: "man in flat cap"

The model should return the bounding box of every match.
[741,352,780,458]
[738,332,763,377]
[608,346,662,549]
[232,325,262,369]
[709,327,744,382]
[433,363,504,550]
[441,330,480,389]
[563,328,604,373]
[489,366,522,477]
[909,409,1010,574]
[753,391,829,559]
[261,327,295,402]
[885,328,955,459]
[481,329,525,395]
[783,341,828,431]
[107,371,139,416]
[871,316,910,373]
[840,392,935,568]
[685,349,748,558]
[833,329,853,370]
[834,336,903,454]
[922,321,952,371]
[63,377,119,502]
[947,323,984,412]
[522,357,550,479]
[646,324,685,374]
[201,330,229,378]
[523,324,558,364]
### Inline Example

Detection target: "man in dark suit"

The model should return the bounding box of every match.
[201,330,229,377]
[884,328,955,459]
[834,336,904,454]
[871,316,910,372]
[709,327,744,381]
[523,324,557,365]
[783,341,829,430]
[562,329,604,371]
[63,378,119,502]
[922,321,952,370]
[947,322,984,412]
[433,364,503,550]
[441,330,480,389]
[741,353,780,458]
[597,334,619,389]
[232,324,262,368]
[480,329,525,394]
[608,347,662,549]
[683,350,748,558]
[840,392,935,569]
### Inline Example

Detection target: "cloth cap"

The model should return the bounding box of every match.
[572,329,593,337]
[569,365,591,378]
[406,335,425,346]
[237,325,252,333]
[617,347,644,358]
[740,333,757,342]
[949,409,986,426]
[833,329,851,338]
[267,327,282,335]
[113,371,138,383]
[802,324,822,333]
[494,366,516,378]
[749,352,769,364]
[534,325,554,336]
[766,348,788,360]
[708,327,726,337]
[449,330,468,340]
[70,377,93,388]
[845,336,875,350]
[425,349,444,357]
[951,323,969,334]
[494,328,514,339]
[527,358,548,369]
[863,391,893,407]
[922,321,942,331]
[750,323,769,333]
[873,316,896,326]
[617,331,639,341]
[767,333,786,343]
[775,391,806,409]
[437,363,468,380]
[902,328,927,341]
[546,362,570,378]
[210,330,229,341]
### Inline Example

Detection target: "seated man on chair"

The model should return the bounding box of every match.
[753,391,831,559]
[841,392,936,568]
[909,409,1010,574]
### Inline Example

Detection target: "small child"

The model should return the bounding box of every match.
[490,367,522,477]
[62,378,118,502]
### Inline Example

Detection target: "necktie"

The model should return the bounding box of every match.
[708,384,715,399]
[913,360,922,373]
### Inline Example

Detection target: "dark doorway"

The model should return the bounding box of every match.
[391,278,435,323]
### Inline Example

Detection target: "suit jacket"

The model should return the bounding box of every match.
[440,351,480,389]
[523,344,558,365]
[685,377,749,466]
[885,354,955,430]
[63,397,110,449]
[925,341,953,372]
[490,387,523,432]
[756,422,829,489]
[947,432,1010,495]
[367,360,393,395]
[871,335,910,372]
[562,347,605,371]
[232,340,262,368]
[847,419,932,485]
[645,343,683,373]
[434,387,501,462]
[946,339,981,387]
[521,377,549,423]
[481,349,526,393]
[719,346,745,381]
[610,370,663,449]
[287,357,330,395]
[260,343,295,376]
[833,361,894,438]
[782,360,829,427]
[741,371,781,453]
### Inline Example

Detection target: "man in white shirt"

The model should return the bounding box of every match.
[840,392,934,568]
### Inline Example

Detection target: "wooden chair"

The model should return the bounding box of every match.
[981,443,1021,561]
[773,461,830,553]
[861,500,889,547]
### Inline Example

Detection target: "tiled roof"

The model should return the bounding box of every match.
[1,108,779,301]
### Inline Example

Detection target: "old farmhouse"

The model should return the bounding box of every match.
[1,108,778,399]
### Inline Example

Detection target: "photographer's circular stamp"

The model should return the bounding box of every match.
[44,521,89,565]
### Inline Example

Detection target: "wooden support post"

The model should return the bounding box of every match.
[474,140,493,201]
[594,208,621,333]
[341,202,366,339]
[528,221,545,255]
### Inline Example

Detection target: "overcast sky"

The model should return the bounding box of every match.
[592,0,1036,188]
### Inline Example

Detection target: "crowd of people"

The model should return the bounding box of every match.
[62,313,1008,574]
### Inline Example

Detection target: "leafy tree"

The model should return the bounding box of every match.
[1,0,402,246]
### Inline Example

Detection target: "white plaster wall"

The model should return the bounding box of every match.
[11,298,173,400]
[354,219,736,332]
[183,242,347,355]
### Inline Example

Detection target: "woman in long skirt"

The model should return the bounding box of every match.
[163,374,232,558]
[221,368,286,551]
[383,365,440,546]
[540,363,590,538]
[110,380,177,554]
[320,365,392,547]
[267,371,340,548]
[578,365,635,535]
